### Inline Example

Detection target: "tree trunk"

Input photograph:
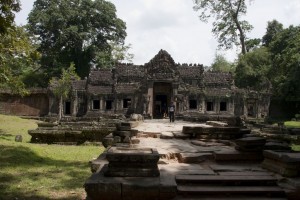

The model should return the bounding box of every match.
[233,0,247,55]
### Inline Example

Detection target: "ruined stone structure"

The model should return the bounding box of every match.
[0,50,271,119]
[52,50,270,119]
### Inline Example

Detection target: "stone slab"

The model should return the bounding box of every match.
[209,164,266,172]
[178,152,213,163]
[262,158,299,177]
[206,121,228,127]
[106,147,160,163]
[235,137,266,147]
[160,131,174,139]
[177,185,285,196]
[191,140,225,147]
[263,150,300,163]
[172,131,190,139]
[264,142,291,151]
[214,149,264,161]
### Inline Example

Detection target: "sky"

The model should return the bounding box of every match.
[15,0,300,66]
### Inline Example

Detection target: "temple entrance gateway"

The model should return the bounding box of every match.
[153,82,172,118]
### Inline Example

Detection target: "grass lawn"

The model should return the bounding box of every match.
[0,114,104,200]
[284,121,300,128]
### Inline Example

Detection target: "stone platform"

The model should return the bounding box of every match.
[85,119,300,200]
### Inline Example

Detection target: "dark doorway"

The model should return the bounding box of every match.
[65,101,71,115]
[153,82,172,118]
[155,95,168,118]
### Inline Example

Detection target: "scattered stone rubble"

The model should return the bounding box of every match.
[85,119,300,200]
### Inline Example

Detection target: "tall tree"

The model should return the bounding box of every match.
[0,26,39,95]
[235,47,271,91]
[193,0,253,54]
[0,0,21,34]
[49,63,79,121]
[27,0,127,80]
[211,53,235,72]
[262,20,283,47]
[268,25,300,100]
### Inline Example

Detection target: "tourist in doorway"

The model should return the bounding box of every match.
[169,102,175,122]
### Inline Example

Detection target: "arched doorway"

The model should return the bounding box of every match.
[153,82,172,118]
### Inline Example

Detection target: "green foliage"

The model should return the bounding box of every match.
[262,20,283,47]
[245,38,261,52]
[50,63,79,101]
[0,114,103,199]
[0,26,40,95]
[235,47,271,90]
[0,0,21,34]
[27,0,127,80]
[211,53,235,72]
[268,25,300,100]
[50,64,80,120]
[193,0,253,54]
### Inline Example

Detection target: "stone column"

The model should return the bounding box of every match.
[100,97,103,111]
[147,81,154,117]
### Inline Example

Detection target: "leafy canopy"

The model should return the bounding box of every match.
[235,47,271,91]
[268,25,300,100]
[193,0,253,54]
[211,53,235,73]
[0,0,21,34]
[28,0,127,80]
[0,26,40,95]
[50,63,79,100]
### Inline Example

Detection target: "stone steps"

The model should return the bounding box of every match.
[175,175,286,199]
[176,175,278,185]
[173,197,287,200]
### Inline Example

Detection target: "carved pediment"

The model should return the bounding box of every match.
[145,49,177,79]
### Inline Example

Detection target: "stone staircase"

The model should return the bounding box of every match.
[175,174,287,200]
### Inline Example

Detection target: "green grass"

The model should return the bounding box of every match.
[284,121,300,128]
[0,114,105,199]
[292,144,300,151]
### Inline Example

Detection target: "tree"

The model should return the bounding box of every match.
[0,0,21,34]
[0,26,40,95]
[268,25,300,100]
[211,53,235,72]
[262,20,283,47]
[49,63,79,121]
[245,38,261,52]
[235,47,271,91]
[193,0,253,54]
[27,0,127,80]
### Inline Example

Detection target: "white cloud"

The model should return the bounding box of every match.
[15,0,300,66]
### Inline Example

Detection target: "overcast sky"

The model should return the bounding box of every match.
[15,0,300,66]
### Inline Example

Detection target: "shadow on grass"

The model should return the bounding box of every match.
[0,144,91,200]
[0,130,13,141]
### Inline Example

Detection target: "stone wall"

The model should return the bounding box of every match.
[0,92,49,116]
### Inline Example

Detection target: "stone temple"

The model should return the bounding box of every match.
[46,49,270,119]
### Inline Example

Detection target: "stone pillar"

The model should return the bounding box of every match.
[147,82,154,117]
[100,97,103,111]
[71,91,77,117]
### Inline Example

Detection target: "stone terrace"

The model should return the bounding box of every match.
[85,120,300,200]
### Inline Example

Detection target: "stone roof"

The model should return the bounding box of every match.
[178,66,203,78]
[116,83,139,94]
[203,72,233,86]
[87,85,113,95]
[116,64,144,82]
[72,80,86,90]
[88,69,113,85]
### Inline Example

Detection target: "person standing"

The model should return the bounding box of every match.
[169,102,175,122]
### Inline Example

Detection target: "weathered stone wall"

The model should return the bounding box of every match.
[0,93,49,116]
